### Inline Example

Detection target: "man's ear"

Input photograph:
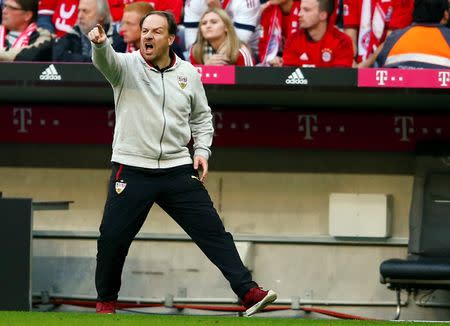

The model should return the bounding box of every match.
[442,10,449,25]
[319,10,328,21]
[168,34,175,45]
[24,10,33,24]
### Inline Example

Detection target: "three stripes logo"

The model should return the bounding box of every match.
[39,64,62,81]
[285,68,308,85]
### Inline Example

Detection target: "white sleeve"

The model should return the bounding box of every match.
[189,67,213,160]
[91,39,125,87]
[229,0,261,43]
[183,0,207,51]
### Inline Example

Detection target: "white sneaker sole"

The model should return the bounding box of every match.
[245,290,277,317]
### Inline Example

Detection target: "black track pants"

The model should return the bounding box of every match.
[95,163,256,301]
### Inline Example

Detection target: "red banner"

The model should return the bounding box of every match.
[195,65,235,84]
[358,68,450,88]
[1,105,450,151]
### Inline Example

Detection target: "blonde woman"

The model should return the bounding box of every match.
[189,8,254,66]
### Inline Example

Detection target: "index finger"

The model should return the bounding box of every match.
[96,24,105,34]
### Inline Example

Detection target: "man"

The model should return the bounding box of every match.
[282,0,354,67]
[183,0,261,52]
[53,0,125,61]
[119,2,184,57]
[376,0,450,68]
[88,11,277,316]
[1,0,53,61]
[119,1,152,52]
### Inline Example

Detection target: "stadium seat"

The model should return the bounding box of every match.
[379,156,450,320]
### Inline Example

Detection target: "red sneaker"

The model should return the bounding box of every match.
[242,287,277,317]
[96,300,117,314]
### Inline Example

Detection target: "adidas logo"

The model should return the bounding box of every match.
[39,64,62,81]
[300,52,309,61]
[285,68,308,85]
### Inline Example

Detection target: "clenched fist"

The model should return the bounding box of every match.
[88,24,107,44]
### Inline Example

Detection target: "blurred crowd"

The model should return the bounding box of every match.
[0,0,449,68]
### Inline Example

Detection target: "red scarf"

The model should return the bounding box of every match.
[126,43,136,53]
[221,0,231,9]
[357,0,390,62]
[0,22,37,49]
[258,5,282,64]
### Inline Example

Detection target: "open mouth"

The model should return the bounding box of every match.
[144,43,154,51]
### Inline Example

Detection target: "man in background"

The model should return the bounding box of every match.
[376,0,450,68]
[1,0,53,61]
[119,1,152,52]
[53,0,125,61]
[282,0,354,67]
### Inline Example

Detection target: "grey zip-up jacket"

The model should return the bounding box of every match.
[92,39,214,169]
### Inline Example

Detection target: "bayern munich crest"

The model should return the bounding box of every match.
[322,49,332,62]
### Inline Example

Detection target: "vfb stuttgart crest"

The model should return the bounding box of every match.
[115,180,127,194]
[177,75,187,89]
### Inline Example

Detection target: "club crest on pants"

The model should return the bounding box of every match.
[115,180,127,194]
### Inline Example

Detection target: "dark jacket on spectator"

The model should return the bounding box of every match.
[53,24,126,62]
[0,26,53,62]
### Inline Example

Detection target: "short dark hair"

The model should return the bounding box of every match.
[16,0,38,21]
[139,10,177,35]
[318,0,335,17]
[413,0,448,23]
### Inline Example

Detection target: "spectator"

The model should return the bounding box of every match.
[184,0,261,52]
[189,7,254,66]
[120,1,153,52]
[53,0,125,62]
[37,0,79,38]
[1,0,53,61]
[376,0,450,68]
[343,0,413,67]
[282,0,354,67]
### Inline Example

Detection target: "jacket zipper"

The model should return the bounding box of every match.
[157,72,167,168]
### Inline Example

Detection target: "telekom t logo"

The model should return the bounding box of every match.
[438,71,450,86]
[196,66,203,78]
[212,112,223,136]
[13,108,32,133]
[376,70,388,86]
[298,114,318,140]
[107,109,115,127]
[395,116,414,142]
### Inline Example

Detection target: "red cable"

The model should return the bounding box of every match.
[46,298,374,320]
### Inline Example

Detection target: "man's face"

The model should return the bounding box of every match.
[2,0,31,31]
[78,0,99,35]
[140,14,175,63]
[299,0,322,29]
[120,11,141,45]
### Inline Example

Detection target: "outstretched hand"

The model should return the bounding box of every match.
[88,24,107,44]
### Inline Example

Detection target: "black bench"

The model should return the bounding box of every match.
[379,158,450,320]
